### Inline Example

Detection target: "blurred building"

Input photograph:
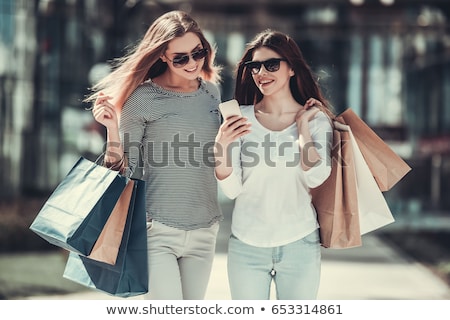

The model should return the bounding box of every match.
[0,0,449,218]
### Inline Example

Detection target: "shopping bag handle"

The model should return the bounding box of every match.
[95,153,106,165]
[333,120,349,131]
[94,152,126,174]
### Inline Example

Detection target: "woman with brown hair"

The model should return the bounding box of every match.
[215,29,334,299]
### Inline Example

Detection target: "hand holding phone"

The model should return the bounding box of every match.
[219,99,242,119]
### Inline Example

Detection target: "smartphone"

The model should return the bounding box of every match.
[218,99,242,119]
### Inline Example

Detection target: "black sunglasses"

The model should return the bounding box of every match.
[244,58,287,75]
[166,48,208,68]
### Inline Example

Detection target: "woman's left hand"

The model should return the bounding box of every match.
[295,98,322,125]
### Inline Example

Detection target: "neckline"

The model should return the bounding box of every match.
[250,105,297,133]
[146,78,204,97]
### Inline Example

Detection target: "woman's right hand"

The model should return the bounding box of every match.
[92,93,118,130]
[215,115,251,150]
[92,92,124,169]
[214,115,250,180]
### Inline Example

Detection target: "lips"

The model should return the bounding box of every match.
[258,78,274,87]
[184,65,199,73]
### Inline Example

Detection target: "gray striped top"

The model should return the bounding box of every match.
[119,78,223,230]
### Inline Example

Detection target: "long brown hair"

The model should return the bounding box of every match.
[234,29,334,117]
[85,10,221,112]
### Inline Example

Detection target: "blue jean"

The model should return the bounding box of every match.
[227,229,321,300]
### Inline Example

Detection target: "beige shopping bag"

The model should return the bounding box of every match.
[88,180,135,265]
[347,128,395,234]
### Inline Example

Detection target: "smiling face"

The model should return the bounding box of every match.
[250,47,294,98]
[161,32,206,81]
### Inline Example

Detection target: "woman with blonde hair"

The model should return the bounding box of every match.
[89,10,222,300]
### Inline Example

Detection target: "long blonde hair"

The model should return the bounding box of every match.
[85,10,221,112]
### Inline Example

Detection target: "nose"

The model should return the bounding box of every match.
[186,55,198,67]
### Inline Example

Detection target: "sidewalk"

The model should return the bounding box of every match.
[27,233,450,300]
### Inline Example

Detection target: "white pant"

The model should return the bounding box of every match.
[144,220,219,300]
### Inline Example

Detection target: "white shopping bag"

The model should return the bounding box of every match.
[348,128,395,234]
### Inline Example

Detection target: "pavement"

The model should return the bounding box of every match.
[23,198,450,300]
[211,233,450,300]
[27,228,450,300]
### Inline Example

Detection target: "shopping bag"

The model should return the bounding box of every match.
[29,157,127,256]
[88,178,135,265]
[337,108,411,191]
[63,179,148,298]
[311,121,362,249]
[348,128,395,234]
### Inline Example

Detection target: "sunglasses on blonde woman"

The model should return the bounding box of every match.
[244,58,287,75]
[165,48,208,68]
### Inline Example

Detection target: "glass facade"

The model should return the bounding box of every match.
[1,0,449,212]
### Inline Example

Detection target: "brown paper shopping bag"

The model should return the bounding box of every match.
[88,179,135,265]
[311,121,362,249]
[337,109,411,192]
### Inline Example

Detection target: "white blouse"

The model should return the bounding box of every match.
[217,105,332,247]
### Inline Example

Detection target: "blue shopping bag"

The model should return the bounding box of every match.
[63,179,148,298]
[29,157,127,256]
